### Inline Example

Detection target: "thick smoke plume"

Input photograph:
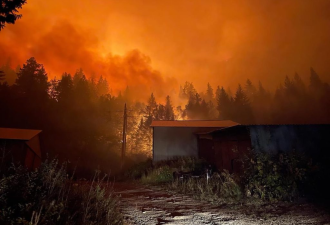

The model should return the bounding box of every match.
[0,20,177,100]
[1,0,330,94]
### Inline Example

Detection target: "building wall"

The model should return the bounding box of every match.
[25,135,42,169]
[0,136,42,171]
[153,127,199,162]
[249,125,330,159]
[0,140,25,171]
[198,135,215,165]
[212,126,251,173]
[153,124,330,171]
[27,135,41,158]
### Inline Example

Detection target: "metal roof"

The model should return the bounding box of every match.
[0,128,42,140]
[150,120,240,128]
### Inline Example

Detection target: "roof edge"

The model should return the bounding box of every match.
[0,128,42,141]
[150,120,240,128]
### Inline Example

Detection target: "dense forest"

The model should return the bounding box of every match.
[0,57,329,176]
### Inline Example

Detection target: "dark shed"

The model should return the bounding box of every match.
[199,125,251,173]
[0,128,42,170]
[150,120,240,162]
[151,121,330,173]
[200,124,330,173]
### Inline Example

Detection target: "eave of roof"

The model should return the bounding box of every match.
[0,128,42,141]
[195,124,330,135]
[150,120,240,128]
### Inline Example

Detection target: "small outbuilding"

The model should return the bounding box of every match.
[0,128,42,171]
[202,124,330,173]
[150,120,240,162]
[151,121,330,173]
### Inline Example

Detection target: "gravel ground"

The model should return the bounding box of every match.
[114,182,330,225]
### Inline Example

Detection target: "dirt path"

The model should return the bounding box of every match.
[114,182,330,225]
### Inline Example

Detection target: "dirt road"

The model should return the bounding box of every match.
[114,182,330,225]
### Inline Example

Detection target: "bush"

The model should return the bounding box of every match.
[242,150,314,202]
[164,151,322,204]
[0,159,123,225]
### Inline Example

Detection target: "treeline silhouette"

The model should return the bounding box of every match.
[0,57,329,176]
[177,70,330,124]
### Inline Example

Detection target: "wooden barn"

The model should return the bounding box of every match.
[151,121,330,173]
[0,128,42,171]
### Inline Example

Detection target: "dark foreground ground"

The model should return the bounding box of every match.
[113,182,330,225]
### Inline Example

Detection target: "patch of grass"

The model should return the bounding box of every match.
[169,170,242,203]
[154,156,206,173]
[123,156,207,184]
[123,158,153,180]
[141,165,173,184]
[0,159,123,225]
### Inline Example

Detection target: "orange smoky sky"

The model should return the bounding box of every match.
[1,0,330,97]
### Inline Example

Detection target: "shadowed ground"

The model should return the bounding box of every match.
[114,182,330,225]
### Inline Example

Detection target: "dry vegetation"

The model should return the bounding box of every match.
[0,159,123,225]
[127,152,330,205]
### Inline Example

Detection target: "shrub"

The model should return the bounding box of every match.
[242,150,315,202]
[0,159,123,225]
[166,151,321,204]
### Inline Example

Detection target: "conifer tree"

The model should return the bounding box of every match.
[205,83,214,102]
[15,57,49,100]
[73,69,90,103]
[181,81,197,99]
[57,73,74,103]
[245,79,257,102]
[96,75,109,96]
[0,0,26,30]
[216,86,231,120]
[233,84,254,123]
[164,95,175,120]
[144,93,158,126]
[293,73,306,94]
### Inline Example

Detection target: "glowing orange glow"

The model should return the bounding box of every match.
[1,0,330,98]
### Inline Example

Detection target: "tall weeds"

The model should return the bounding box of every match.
[149,152,323,204]
[0,159,122,225]
[169,170,242,203]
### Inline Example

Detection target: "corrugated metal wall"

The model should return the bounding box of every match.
[153,124,330,171]
[249,125,330,158]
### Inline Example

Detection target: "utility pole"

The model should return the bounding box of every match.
[121,103,127,170]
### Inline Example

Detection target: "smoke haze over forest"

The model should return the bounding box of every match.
[1,0,330,176]
[2,3,330,223]
[1,0,330,97]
